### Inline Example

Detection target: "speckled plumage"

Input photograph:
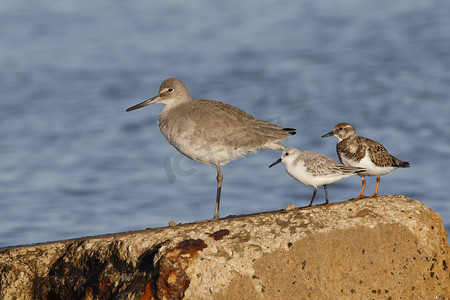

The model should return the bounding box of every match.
[322,122,409,199]
[269,148,364,206]
[127,78,296,219]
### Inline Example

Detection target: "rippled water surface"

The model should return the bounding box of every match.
[1,0,449,247]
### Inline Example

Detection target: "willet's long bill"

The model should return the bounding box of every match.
[126,78,296,220]
[322,122,410,199]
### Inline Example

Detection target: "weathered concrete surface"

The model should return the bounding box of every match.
[0,195,449,299]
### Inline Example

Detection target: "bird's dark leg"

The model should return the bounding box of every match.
[323,185,329,205]
[308,187,318,207]
[214,164,223,220]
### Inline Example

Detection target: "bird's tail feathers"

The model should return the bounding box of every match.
[282,127,297,136]
[397,161,410,168]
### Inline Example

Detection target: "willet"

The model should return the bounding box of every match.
[269,147,365,206]
[322,122,410,199]
[126,78,296,219]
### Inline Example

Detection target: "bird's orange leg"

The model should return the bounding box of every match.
[368,176,381,198]
[352,177,367,200]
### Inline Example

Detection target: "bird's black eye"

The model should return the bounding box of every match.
[338,127,343,130]
[285,152,289,156]
[168,88,174,92]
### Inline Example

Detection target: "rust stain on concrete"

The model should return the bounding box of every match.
[209,229,230,241]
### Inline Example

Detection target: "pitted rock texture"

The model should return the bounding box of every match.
[0,195,449,299]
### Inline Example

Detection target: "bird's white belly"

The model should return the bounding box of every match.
[285,163,350,187]
[162,129,249,165]
[343,152,395,176]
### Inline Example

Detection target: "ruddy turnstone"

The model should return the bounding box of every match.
[322,122,410,199]
[269,147,365,206]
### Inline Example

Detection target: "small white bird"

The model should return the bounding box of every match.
[322,122,410,199]
[269,147,365,206]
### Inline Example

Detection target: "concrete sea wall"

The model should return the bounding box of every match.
[0,195,449,299]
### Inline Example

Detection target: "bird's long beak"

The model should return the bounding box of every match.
[269,158,282,168]
[321,131,334,138]
[126,95,158,112]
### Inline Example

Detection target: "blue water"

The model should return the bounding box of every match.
[1,0,449,248]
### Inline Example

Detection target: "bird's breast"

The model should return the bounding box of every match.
[158,112,252,165]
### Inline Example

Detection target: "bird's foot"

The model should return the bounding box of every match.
[350,195,367,200]
[194,217,219,224]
